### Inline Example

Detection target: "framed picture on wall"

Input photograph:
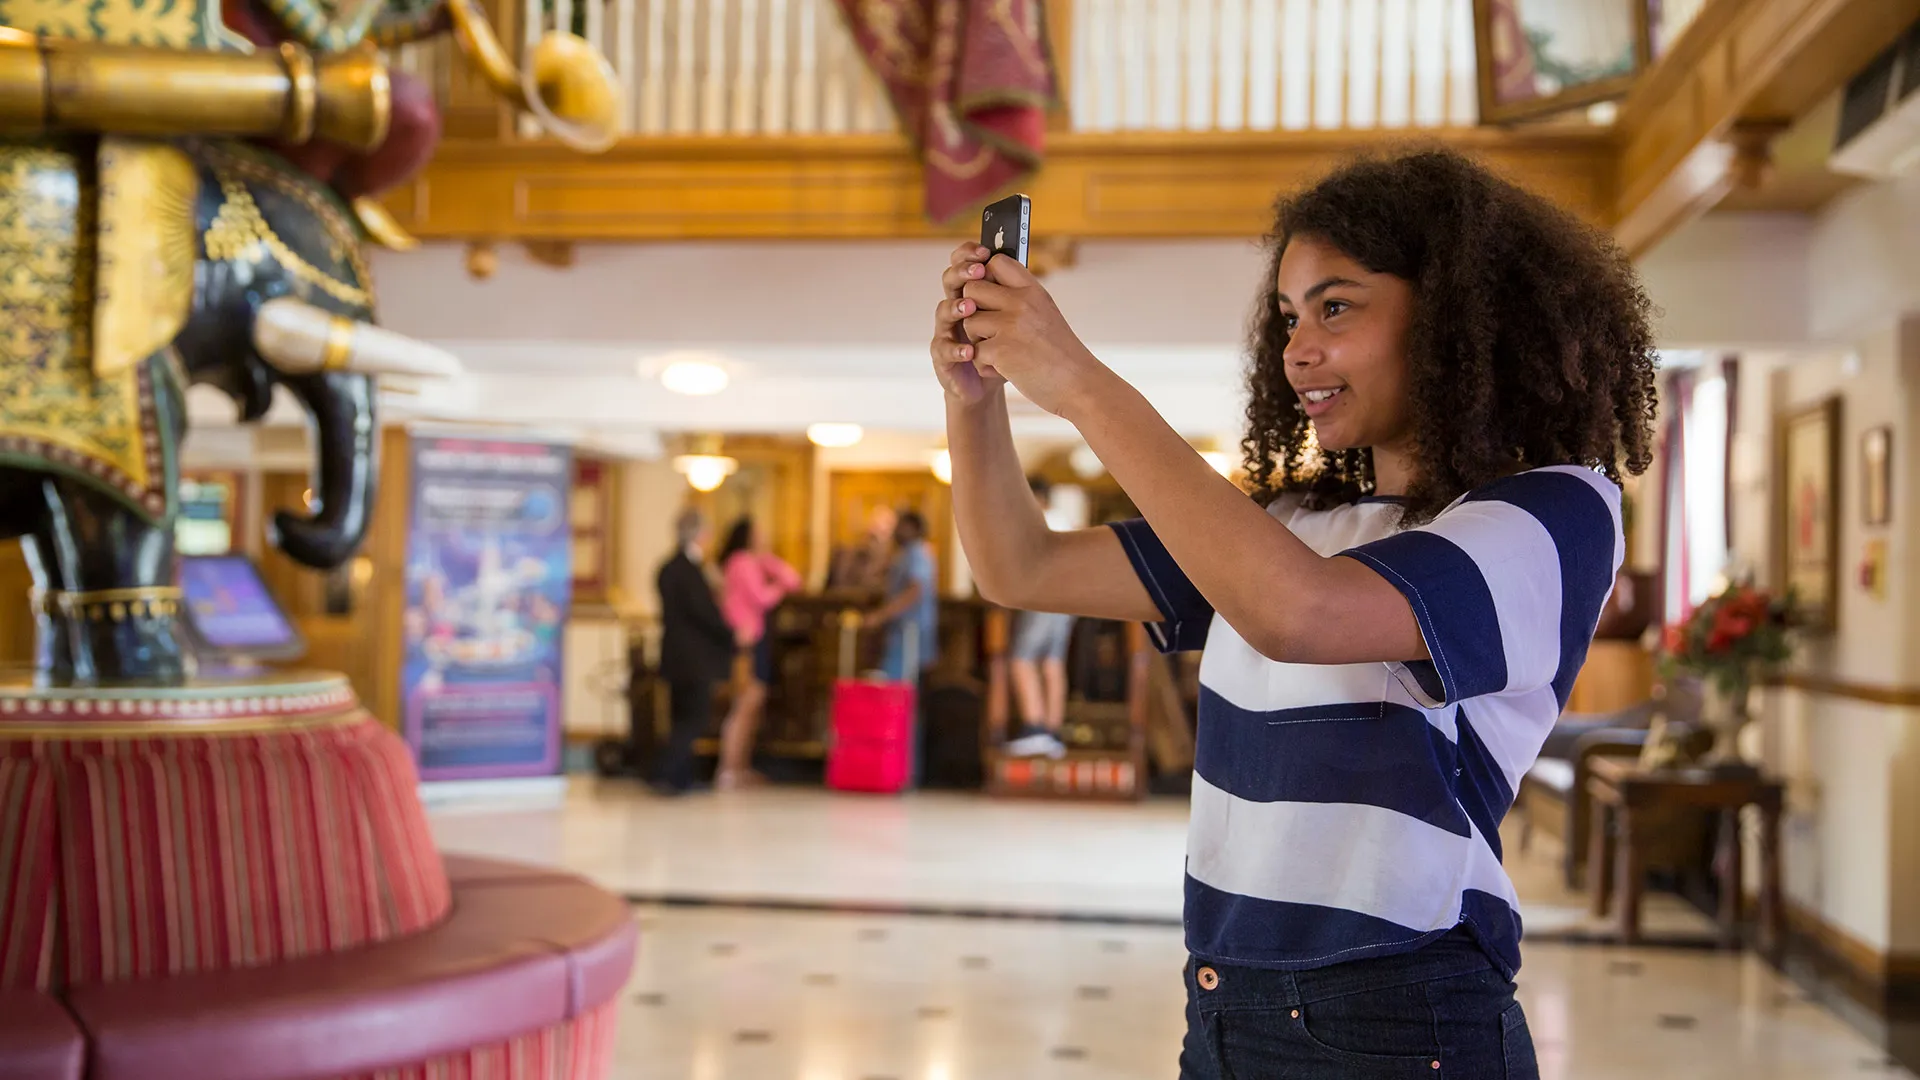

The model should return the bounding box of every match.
[571,456,619,611]
[1472,0,1651,124]
[1777,398,1841,633]
[1862,425,1893,527]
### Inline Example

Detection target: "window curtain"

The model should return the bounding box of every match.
[1659,365,1733,627]
[1660,370,1694,627]
[1722,354,1740,546]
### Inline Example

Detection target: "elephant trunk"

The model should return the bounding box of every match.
[272,370,378,570]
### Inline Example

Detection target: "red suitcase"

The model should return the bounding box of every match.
[825,615,916,794]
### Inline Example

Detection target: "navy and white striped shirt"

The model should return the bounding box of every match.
[1110,466,1622,977]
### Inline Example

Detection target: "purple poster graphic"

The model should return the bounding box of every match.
[401,434,572,781]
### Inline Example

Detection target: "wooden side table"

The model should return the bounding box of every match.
[1585,756,1785,955]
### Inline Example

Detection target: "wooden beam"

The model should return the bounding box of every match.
[1046,0,1074,132]
[1612,0,1920,257]
[384,128,1615,242]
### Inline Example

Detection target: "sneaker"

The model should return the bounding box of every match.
[1005,724,1067,759]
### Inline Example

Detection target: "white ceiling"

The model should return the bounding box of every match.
[185,216,1843,461]
[188,237,1271,457]
[370,238,1271,348]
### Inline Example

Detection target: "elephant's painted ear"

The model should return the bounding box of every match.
[92,138,199,380]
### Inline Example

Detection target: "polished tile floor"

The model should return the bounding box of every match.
[429,780,1910,1079]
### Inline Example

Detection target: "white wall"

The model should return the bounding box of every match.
[1808,176,1920,344]
[1635,213,1813,348]
[1739,335,1920,954]
[1701,169,1920,959]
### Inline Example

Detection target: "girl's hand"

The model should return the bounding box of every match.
[931,242,1006,406]
[960,255,1102,418]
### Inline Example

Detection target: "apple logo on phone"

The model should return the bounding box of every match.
[993,226,1005,251]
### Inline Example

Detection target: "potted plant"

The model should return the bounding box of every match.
[1659,581,1796,776]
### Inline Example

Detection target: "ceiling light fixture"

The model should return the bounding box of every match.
[673,454,737,492]
[1200,451,1234,477]
[658,359,729,396]
[807,423,864,448]
[930,449,953,485]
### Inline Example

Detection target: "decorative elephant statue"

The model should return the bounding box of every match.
[0,0,618,687]
[0,134,460,686]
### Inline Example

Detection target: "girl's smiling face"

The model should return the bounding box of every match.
[1274,234,1416,460]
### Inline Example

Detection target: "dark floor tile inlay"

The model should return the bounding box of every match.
[918,1006,951,1019]
[634,992,667,1006]
[710,943,738,956]
[1657,1015,1698,1030]
[962,956,990,970]
[804,973,838,986]
[735,1030,775,1044]
[1608,961,1644,976]
[1077,985,1112,1000]
[858,928,889,942]
[1052,1047,1089,1060]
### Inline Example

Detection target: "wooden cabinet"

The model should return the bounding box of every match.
[1567,640,1657,715]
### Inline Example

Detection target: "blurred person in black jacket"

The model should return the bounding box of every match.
[653,508,737,795]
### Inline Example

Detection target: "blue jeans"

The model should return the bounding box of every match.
[1178,928,1539,1079]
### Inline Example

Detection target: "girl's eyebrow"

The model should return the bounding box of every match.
[1276,277,1364,306]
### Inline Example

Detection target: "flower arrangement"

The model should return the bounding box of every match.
[1657,580,1796,771]
[1660,581,1795,695]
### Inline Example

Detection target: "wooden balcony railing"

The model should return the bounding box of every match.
[396,0,1497,140]
[1068,0,1480,132]
[386,0,1912,247]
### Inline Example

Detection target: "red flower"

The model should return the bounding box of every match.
[1663,625,1685,654]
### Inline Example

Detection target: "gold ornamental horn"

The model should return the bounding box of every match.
[443,0,621,152]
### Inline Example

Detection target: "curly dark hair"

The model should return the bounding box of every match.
[1241,146,1659,523]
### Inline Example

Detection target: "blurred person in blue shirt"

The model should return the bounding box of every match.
[863,510,937,682]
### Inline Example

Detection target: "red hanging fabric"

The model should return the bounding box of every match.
[833,0,1060,225]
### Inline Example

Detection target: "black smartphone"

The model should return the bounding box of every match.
[980,193,1031,266]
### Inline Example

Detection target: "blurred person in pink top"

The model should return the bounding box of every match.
[717,517,803,789]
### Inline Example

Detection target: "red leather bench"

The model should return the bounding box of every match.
[0,990,85,1080]
[60,856,635,1080]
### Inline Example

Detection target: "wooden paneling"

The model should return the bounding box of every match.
[385,128,1617,242]
[682,434,815,576]
[826,470,954,591]
[1783,898,1920,996]
[1611,0,1920,255]
[1772,672,1920,708]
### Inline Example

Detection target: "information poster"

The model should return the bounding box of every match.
[401,433,572,780]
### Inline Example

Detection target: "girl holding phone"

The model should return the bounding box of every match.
[931,148,1657,1078]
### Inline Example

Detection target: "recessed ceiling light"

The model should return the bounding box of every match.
[807,423,864,448]
[931,449,953,485]
[658,359,729,396]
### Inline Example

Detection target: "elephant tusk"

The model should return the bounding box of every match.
[253,297,463,380]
